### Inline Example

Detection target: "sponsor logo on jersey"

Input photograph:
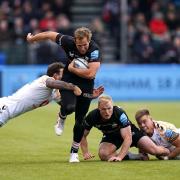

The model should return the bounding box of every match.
[69,52,74,57]
[119,113,129,126]
[164,129,179,142]
[90,50,99,60]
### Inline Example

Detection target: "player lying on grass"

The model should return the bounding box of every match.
[135,109,180,160]
[80,95,170,162]
[0,62,103,127]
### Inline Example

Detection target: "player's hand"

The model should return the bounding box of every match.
[73,86,82,96]
[92,86,104,99]
[108,156,122,162]
[27,33,34,43]
[68,61,74,72]
[83,152,95,160]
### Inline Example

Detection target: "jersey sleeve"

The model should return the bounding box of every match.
[116,106,131,128]
[83,112,94,131]
[89,50,101,62]
[55,34,72,49]
[155,121,179,143]
[164,129,179,143]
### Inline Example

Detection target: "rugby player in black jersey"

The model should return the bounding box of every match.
[27,27,102,163]
[81,95,170,162]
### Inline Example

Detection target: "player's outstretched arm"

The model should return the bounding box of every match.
[108,126,132,162]
[46,78,82,96]
[80,130,95,160]
[137,136,170,157]
[27,32,59,43]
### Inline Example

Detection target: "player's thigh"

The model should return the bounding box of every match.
[60,90,76,107]
[99,134,121,155]
[75,96,91,120]
[137,136,158,153]
[131,124,145,147]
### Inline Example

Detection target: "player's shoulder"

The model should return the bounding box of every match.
[113,106,126,114]
[56,34,74,46]
[89,40,100,50]
[154,120,179,142]
[38,75,51,81]
[35,75,53,85]
[155,120,177,131]
[88,108,99,117]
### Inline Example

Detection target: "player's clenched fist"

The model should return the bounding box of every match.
[27,33,34,43]
[73,86,82,96]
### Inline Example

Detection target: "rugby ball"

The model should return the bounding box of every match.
[74,58,88,69]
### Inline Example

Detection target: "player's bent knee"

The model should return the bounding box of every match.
[64,104,75,115]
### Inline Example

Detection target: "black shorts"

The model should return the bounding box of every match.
[100,124,145,149]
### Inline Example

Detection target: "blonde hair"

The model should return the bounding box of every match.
[98,95,113,106]
[74,27,92,41]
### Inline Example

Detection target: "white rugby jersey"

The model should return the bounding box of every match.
[0,75,60,121]
[151,120,180,152]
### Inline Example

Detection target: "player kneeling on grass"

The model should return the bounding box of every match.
[80,95,170,162]
[135,109,180,160]
[0,62,82,127]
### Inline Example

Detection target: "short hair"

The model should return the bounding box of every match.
[46,62,64,77]
[98,95,113,106]
[74,27,92,41]
[135,109,150,122]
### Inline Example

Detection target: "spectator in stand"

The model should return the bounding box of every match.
[39,10,57,31]
[133,33,154,64]
[22,1,38,33]
[149,12,168,41]
[102,0,120,61]
[12,17,26,45]
[56,14,73,35]
[0,19,12,46]
[133,13,149,34]
[52,0,73,20]
[89,17,105,48]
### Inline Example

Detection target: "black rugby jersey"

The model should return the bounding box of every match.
[84,106,131,135]
[55,34,101,93]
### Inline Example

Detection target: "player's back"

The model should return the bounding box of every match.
[0,75,54,119]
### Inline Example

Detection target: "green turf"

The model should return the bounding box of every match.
[0,102,180,180]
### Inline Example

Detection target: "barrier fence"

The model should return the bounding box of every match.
[0,64,180,100]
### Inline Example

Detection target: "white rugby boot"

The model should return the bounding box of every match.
[54,114,66,136]
[69,153,80,163]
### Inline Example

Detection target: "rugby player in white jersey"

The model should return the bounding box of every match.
[0,62,82,127]
[135,109,180,160]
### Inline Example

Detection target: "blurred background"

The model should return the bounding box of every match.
[0,0,180,100]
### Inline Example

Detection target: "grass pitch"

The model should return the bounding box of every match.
[0,102,180,180]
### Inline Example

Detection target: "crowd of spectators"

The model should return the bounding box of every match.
[102,0,180,63]
[0,0,180,64]
[0,0,73,64]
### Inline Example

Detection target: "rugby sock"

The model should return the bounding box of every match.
[70,141,80,153]
[59,112,67,122]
